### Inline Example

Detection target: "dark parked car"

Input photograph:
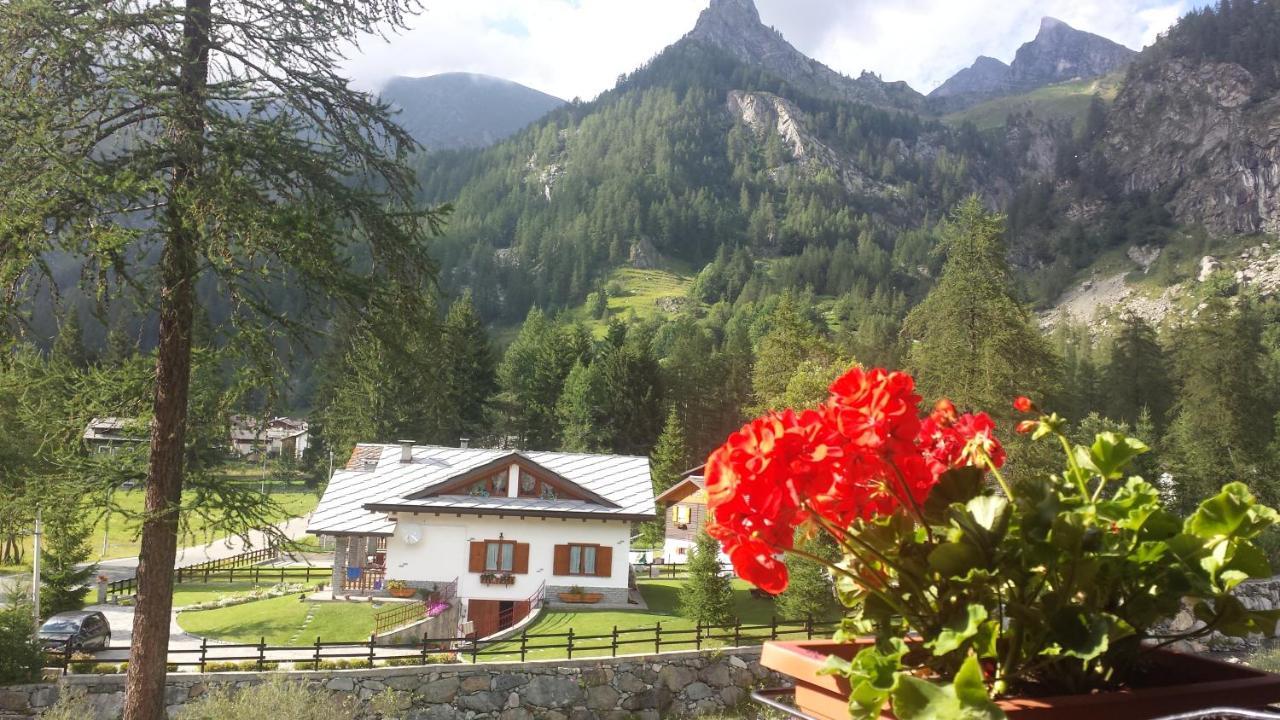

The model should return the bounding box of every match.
[38,611,111,652]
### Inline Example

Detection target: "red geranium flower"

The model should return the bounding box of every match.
[1013,396,1034,413]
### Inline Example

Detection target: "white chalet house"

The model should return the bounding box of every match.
[307,442,655,638]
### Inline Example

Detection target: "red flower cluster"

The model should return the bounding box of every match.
[704,367,1006,593]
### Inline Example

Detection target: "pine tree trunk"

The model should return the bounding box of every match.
[122,1,208,717]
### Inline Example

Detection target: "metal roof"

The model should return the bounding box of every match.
[307,444,656,536]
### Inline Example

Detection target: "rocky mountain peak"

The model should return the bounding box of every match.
[1038,16,1067,34]
[1009,16,1136,88]
[683,0,923,112]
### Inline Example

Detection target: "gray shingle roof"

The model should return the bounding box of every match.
[307,444,655,536]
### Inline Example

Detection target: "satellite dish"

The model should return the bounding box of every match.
[402,524,423,545]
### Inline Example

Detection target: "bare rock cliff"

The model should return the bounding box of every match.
[1103,59,1280,236]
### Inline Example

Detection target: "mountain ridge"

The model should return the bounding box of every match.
[380,72,565,150]
[929,16,1136,112]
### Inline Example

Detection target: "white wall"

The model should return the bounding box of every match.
[383,513,632,600]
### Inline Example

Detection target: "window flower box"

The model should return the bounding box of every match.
[557,592,603,604]
[385,580,416,599]
[479,572,516,586]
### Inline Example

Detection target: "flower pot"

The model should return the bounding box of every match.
[760,639,1280,720]
[557,592,604,604]
[387,587,416,599]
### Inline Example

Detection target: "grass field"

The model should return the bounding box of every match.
[177,594,375,645]
[0,473,321,575]
[573,266,695,337]
[479,578,834,660]
[943,72,1124,131]
[172,581,294,608]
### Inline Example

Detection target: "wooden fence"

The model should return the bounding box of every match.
[106,544,320,599]
[630,561,734,579]
[51,615,838,672]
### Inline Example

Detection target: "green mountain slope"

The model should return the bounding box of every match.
[943,73,1123,131]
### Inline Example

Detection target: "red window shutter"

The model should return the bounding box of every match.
[553,545,570,575]
[468,541,486,573]
[595,545,613,577]
[513,543,530,574]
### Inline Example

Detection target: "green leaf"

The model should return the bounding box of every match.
[929,542,984,578]
[1225,542,1272,582]
[1045,607,1110,661]
[928,604,988,655]
[924,467,986,524]
[891,655,1005,720]
[1185,482,1277,541]
[1088,432,1149,480]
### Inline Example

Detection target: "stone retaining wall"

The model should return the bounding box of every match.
[1168,576,1280,652]
[0,647,783,719]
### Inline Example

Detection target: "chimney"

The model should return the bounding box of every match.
[459,437,470,449]
[398,440,414,463]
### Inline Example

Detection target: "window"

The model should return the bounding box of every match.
[568,544,597,575]
[490,470,509,494]
[485,540,515,572]
[469,480,490,497]
[673,505,691,524]
[518,470,538,497]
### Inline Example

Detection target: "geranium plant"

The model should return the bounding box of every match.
[706,367,1280,719]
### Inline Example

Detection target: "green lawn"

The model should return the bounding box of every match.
[177,594,375,646]
[0,478,321,575]
[171,581,301,608]
[479,579,832,660]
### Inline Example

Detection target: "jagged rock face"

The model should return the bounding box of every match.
[1103,58,1280,236]
[687,0,924,112]
[929,17,1133,112]
[1007,17,1136,89]
[725,89,893,197]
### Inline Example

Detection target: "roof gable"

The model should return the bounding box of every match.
[654,476,706,505]
[405,452,619,508]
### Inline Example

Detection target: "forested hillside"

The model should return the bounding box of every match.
[10,0,1280,523]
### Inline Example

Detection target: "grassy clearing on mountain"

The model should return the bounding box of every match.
[944,73,1123,131]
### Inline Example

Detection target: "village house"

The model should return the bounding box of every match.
[655,466,710,563]
[228,415,309,460]
[306,442,655,638]
[81,417,148,454]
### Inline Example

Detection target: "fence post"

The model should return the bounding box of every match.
[257,636,266,671]
[566,628,575,660]
[200,637,208,673]
[63,643,71,675]
[611,625,618,658]
[733,617,741,647]
[421,633,429,665]
[695,620,703,651]
[770,615,777,641]
[471,638,479,664]
[654,622,662,654]
[806,614,813,640]
[368,634,376,667]
[230,567,235,583]
[314,636,322,670]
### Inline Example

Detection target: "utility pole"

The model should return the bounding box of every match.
[31,506,41,629]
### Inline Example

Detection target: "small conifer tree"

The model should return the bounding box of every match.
[679,532,734,626]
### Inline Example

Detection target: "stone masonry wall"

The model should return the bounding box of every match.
[0,647,784,720]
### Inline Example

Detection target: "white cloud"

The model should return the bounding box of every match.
[341,0,1205,99]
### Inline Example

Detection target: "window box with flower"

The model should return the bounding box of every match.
[707,367,1280,720]
[384,580,416,599]
[479,572,516,586]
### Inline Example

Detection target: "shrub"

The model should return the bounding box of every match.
[380,653,454,667]
[175,678,357,720]
[0,601,43,684]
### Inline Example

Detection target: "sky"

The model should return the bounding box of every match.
[341,0,1208,101]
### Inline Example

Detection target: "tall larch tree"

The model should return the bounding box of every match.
[1102,314,1173,429]
[441,291,497,445]
[902,196,1060,419]
[0,2,443,716]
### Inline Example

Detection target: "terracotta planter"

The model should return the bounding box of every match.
[387,587,416,599]
[557,592,604,604]
[761,639,1280,720]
